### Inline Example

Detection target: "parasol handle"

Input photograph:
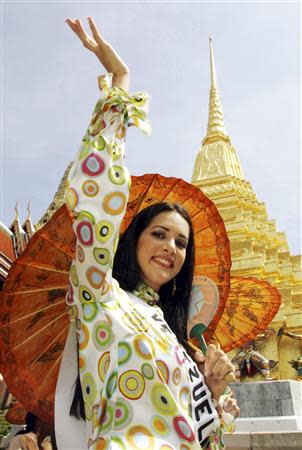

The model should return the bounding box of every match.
[188,325,236,384]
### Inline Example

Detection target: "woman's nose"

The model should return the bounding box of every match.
[163,240,176,254]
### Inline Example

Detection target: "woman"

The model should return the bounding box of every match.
[56,16,239,450]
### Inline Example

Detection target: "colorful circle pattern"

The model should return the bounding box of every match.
[156,360,169,384]
[79,323,90,350]
[83,303,98,322]
[82,154,105,176]
[82,372,97,405]
[98,351,110,382]
[133,334,155,360]
[82,180,100,197]
[172,368,181,386]
[86,266,106,289]
[115,398,134,431]
[151,383,177,416]
[79,285,96,303]
[77,245,85,263]
[108,166,126,185]
[119,370,145,400]
[106,371,118,399]
[93,247,110,266]
[173,416,195,443]
[93,321,114,350]
[95,220,114,243]
[150,415,170,437]
[141,363,155,380]
[76,221,94,246]
[118,342,132,365]
[103,192,127,215]
[126,425,155,450]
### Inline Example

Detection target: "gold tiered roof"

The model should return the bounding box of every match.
[192,39,302,381]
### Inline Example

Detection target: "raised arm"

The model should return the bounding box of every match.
[65,18,150,312]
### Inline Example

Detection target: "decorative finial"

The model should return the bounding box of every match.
[15,201,19,220]
[209,37,217,89]
[27,201,31,219]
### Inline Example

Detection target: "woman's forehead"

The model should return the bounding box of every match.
[148,211,190,237]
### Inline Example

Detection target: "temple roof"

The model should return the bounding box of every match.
[0,221,16,261]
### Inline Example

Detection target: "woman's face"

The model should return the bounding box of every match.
[136,211,190,292]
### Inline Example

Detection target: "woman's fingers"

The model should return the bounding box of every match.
[66,17,130,89]
[194,351,206,364]
[88,16,107,48]
[204,343,220,376]
[204,344,235,379]
[65,18,80,35]
[66,18,97,52]
[211,357,235,380]
[224,397,240,417]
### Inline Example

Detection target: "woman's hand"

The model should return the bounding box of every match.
[66,17,130,90]
[222,395,240,419]
[194,344,236,401]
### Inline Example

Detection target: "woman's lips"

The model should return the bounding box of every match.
[152,256,174,269]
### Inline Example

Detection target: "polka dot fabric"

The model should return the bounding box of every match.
[65,75,227,449]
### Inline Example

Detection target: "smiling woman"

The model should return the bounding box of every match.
[113,202,195,347]
[54,16,239,450]
[136,210,189,292]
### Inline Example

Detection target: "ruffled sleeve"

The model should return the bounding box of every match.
[65,74,151,310]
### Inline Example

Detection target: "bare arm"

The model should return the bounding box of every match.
[66,16,130,90]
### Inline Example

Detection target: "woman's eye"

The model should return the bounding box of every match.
[176,240,187,249]
[151,231,165,239]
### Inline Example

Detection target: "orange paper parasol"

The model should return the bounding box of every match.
[213,276,281,352]
[0,174,231,423]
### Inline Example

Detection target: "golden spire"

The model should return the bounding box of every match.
[203,37,229,145]
[191,38,244,183]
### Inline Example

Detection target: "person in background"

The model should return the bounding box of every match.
[6,412,54,450]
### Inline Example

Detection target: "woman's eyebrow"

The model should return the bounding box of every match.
[151,225,188,240]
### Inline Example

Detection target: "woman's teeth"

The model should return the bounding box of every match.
[153,257,173,268]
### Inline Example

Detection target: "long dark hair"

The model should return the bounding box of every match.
[70,202,195,420]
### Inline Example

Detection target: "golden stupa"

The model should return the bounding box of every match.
[192,38,302,380]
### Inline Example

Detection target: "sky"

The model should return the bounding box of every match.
[1,1,301,255]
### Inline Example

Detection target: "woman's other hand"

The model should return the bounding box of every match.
[66,17,130,90]
[222,395,240,419]
[194,344,236,401]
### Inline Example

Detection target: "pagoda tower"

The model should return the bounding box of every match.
[192,39,302,380]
